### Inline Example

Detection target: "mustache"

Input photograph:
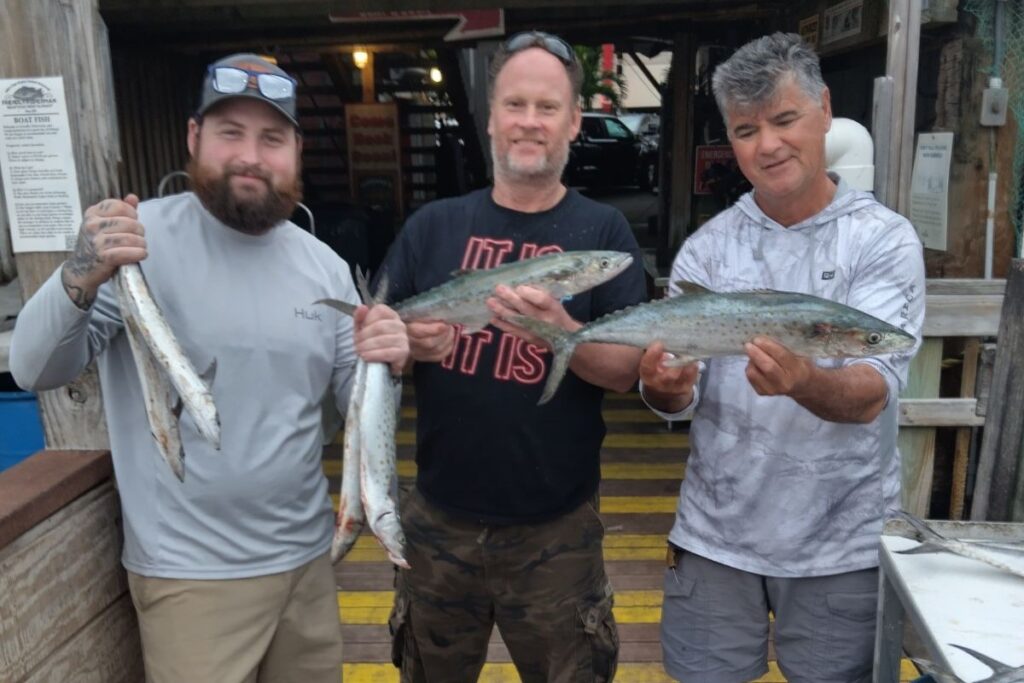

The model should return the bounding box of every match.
[226,163,272,183]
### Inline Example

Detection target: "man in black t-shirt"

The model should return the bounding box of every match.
[380,31,646,683]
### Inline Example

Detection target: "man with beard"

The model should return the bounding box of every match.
[9,53,408,683]
[377,32,646,682]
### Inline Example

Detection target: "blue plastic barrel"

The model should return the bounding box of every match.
[0,391,45,471]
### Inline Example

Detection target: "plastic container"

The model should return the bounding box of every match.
[0,384,45,472]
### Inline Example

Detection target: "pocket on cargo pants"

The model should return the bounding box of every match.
[576,592,619,682]
[388,585,427,683]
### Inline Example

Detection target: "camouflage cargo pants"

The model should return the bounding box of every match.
[388,488,619,683]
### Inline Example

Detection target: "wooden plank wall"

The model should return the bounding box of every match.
[0,0,120,450]
[111,48,199,200]
[0,482,142,683]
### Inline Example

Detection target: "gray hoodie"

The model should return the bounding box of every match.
[653,179,925,577]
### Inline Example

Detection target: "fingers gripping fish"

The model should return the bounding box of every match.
[116,264,221,480]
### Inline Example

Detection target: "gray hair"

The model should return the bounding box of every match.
[711,32,826,120]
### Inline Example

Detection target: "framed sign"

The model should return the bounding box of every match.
[822,0,864,46]
[345,103,404,216]
[799,15,820,48]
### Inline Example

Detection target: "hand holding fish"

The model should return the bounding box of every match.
[353,304,409,375]
[62,194,147,309]
[743,336,815,397]
[407,320,456,363]
[638,342,700,413]
[488,284,581,347]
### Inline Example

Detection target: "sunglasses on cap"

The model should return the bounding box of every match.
[207,65,297,101]
[503,31,576,65]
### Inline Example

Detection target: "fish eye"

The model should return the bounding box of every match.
[600,258,610,268]
[867,332,882,345]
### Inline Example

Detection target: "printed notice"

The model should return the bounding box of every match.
[909,132,954,251]
[0,77,82,252]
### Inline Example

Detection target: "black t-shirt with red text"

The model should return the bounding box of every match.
[379,188,647,524]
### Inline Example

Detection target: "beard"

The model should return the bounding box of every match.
[491,137,570,185]
[187,157,302,235]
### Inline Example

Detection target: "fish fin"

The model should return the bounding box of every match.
[449,268,473,278]
[200,358,217,389]
[674,280,714,295]
[315,298,358,317]
[893,543,945,556]
[501,314,577,405]
[662,354,699,367]
[894,510,948,543]
[948,644,1014,674]
[459,316,493,334]
[355,267,374,305]
[372,270,390,306]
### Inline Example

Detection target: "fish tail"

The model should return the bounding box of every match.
[314,298,358,317]
[503,314,578,405]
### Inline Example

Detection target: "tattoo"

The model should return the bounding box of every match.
[61,221,103,310]
[61,264,96,310]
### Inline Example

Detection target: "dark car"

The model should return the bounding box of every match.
[566,112,657,191]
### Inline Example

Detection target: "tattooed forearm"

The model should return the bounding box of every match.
[61,264,97,310]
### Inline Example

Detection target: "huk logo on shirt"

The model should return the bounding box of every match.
[821,270,835,280]
[294,307,322,322]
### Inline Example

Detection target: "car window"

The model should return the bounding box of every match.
[581,118,605,139]
[603,118,633,140]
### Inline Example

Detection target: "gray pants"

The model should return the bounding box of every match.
[661,548,877,683]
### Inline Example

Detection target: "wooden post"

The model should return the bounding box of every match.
[665,30,695,255]
[971,259,1024,521]
[883,0,921,215]
[899,339,943,516]
[949,339,980,520]
[0,0,116,449]
[361,51,375,104]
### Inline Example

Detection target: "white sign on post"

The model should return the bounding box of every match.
[909,132,954,251]
[0,77,82,253]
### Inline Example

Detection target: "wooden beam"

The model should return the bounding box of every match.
[1,0,116,450]
[971,259,1024,521]
[950,339,980,520]
[898,338,943,516]
[883,0,921,216]
[361,51,375,104]
[665,30,695,256]
[922,294,1004,337]
[897,398,985,428]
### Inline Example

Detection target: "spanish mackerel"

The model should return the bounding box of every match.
[914,644,1024,683]
[509,282,916,405]
[316,250,633,332]
[324,271,408,567]
[330,359,366,563]
[894,511,1024,579]
[115,264,221,480]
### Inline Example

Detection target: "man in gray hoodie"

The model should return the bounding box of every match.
[640,33,924,683]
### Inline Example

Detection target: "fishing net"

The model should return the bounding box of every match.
[963,0,1024,255]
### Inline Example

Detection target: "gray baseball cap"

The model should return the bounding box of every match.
[196,53,299,128]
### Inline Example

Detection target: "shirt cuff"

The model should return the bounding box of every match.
[843,357,898,409]
[639,362,703,420]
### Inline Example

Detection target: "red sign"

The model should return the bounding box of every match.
[329,9,505,42]
[693,145,737,195]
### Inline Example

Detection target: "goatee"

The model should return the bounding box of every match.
[188,158,302,235]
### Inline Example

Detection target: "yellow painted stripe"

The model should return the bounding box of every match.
[331,494,676,516]
[333,431,688,449]
[342,661,919,682]
[339,605,662,625]
[339,545,667,563]
[347,534,664,552]
[322,460,685,480]
[339,590,664,609]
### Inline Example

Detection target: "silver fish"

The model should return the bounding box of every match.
[508,282,917,405]
[914,645,1024,683]
[894,511,1024,579]
[359,360,408,568]
[316,250,633,332]
[116,264,221,479]
[330,359,366,563]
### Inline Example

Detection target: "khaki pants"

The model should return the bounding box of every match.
[128,552,343,683]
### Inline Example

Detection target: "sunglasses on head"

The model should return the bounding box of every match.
[503,31,576,65]
[208,66,296,101]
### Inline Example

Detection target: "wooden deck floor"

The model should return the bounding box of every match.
[327,389,919,682]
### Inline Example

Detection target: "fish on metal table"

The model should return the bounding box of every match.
[914,644,1024,683]
[893,510,1024,579]
[316,250,633,332]
[116,263,221,480]
[507,281,917,405]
